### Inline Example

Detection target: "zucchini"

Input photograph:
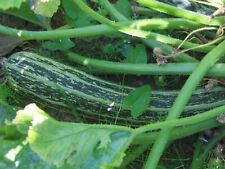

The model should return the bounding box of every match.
[4,52,225,125]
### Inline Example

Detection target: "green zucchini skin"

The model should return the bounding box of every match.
[4,52,225,125]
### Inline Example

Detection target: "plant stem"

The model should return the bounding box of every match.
[134,105,225,135]
[132,6,158,16]
[0,18,203,39]
[136,0,225,25]
[144,40,225,169]
[143,39,199,62]
[190,128,225,169]
[100,0,127,21]
[100,0,198,62]
[73,0,213,53]
[133,119,220,145]
[121,144,149,168]
[65,51,225,76]
[0,23,115,40]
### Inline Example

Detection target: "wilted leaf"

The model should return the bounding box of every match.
[124,44,147,64]
[31,0,60,18]
[13,104,133,169]
[0,34,23,57]
[153,47,168,65]
[42,39,75,51]
[217,113,225,124]
[0,0,26,10]
[122,85,151,118]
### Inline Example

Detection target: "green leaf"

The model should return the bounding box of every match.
[0,2,46,27]
[121,44,133,57]
[0,86,10,103]
[13,104,133,169]
[62,0,94,27]
[114,0,132,19]
[32,0,60,18]
[0,0,26,10]
[124,44,147,63]
[0,86,18,126]
[122,85,151,118]
[42,39,75,51]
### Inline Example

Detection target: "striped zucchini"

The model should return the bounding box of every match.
[4,52,225,125]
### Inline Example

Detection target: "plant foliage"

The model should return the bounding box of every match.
[13,104,133,169]
[31,0,60,18]
[0,0,225,169]
[122,85,151,118]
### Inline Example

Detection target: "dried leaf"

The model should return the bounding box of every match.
[205,79,218,90]
[153,47,168,65]
[216,113,225,124]
[0,34,23,57]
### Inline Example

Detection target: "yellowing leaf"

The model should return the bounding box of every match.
[31,0,60,17]
[0,34,23,57]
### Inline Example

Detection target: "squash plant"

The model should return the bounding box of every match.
[0,0,225,169]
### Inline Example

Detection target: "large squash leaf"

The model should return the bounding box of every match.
[13,104,133,169]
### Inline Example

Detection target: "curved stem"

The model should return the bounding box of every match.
[0,18,203,39]
[100,0,198,62]
[0,23,114,40]
[65,51,225,77]
[100,0,127,21]
[136,0,225,25]
[73,0,214,53]
[177,27,217,50]
[144,40,225,169]
[134,105,225,136]
[133,119,220,145]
